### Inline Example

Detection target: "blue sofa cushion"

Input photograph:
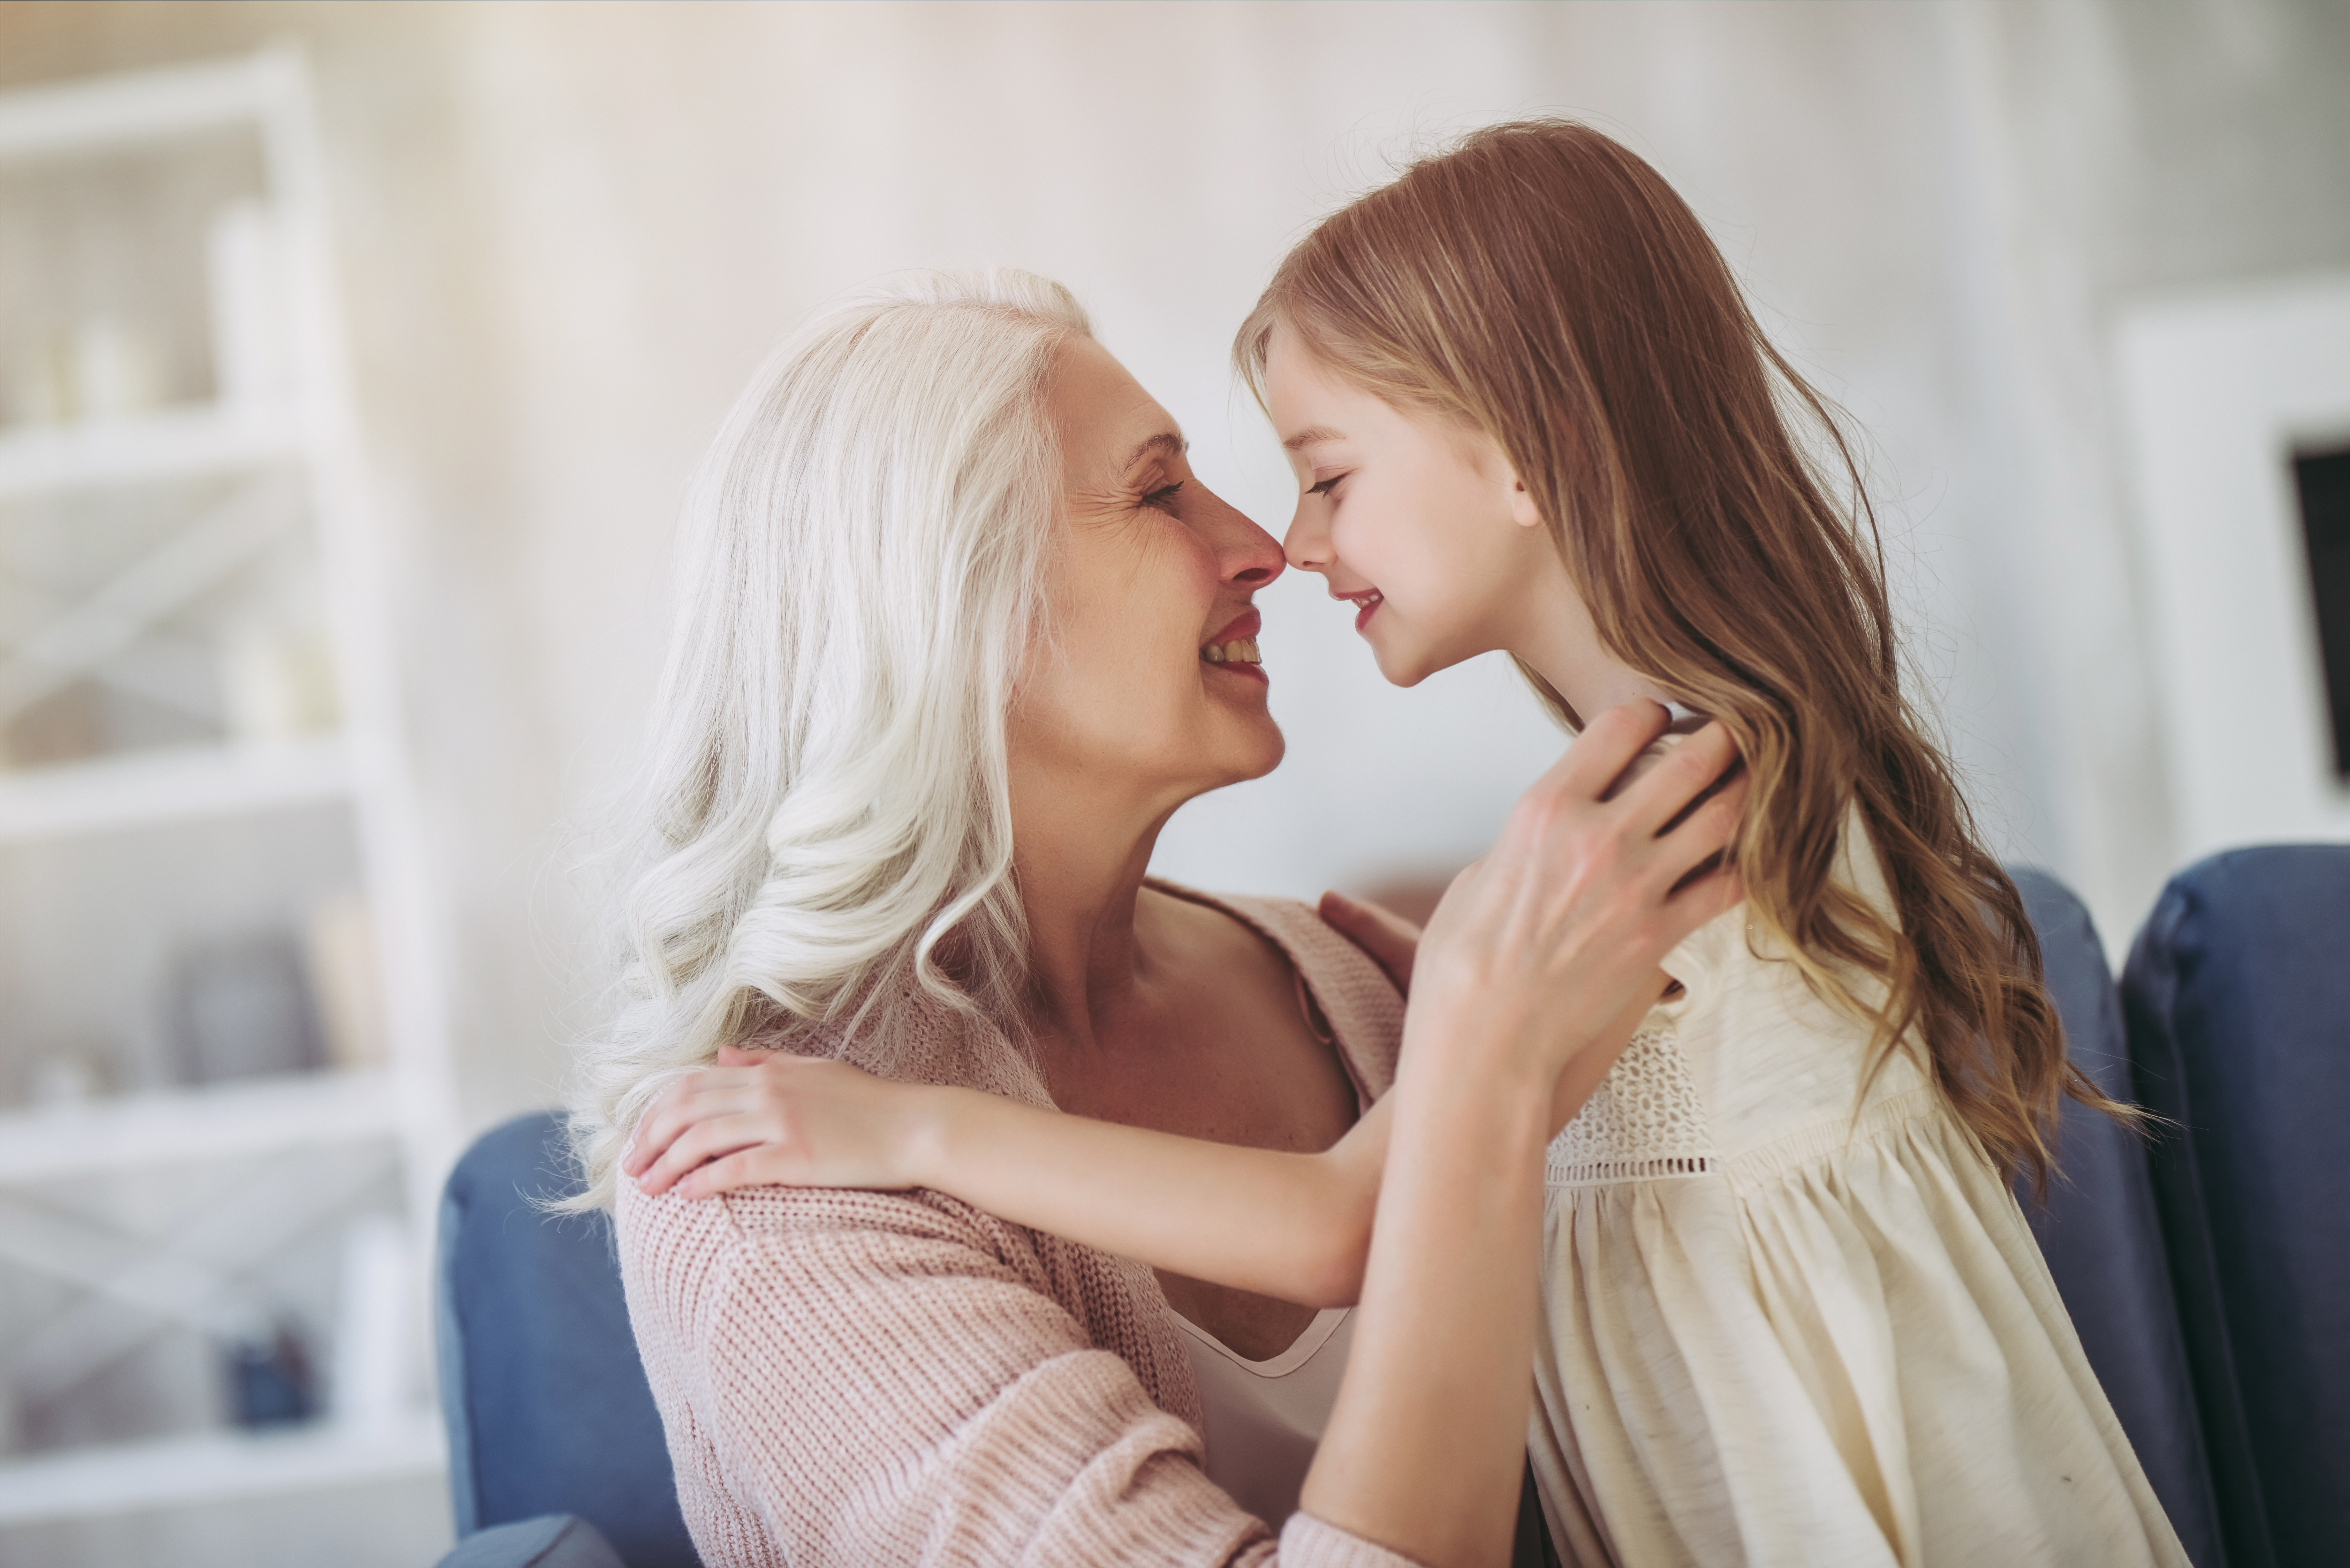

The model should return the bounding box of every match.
[2010,868,2221,1566]
[437,1112,700,1567]
[2123,845,2350,1568]
[436,1514,626,1568]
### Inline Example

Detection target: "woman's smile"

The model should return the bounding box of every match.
[1202,609,1267,681]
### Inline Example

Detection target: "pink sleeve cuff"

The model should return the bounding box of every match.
[1277,1511,1429,1568]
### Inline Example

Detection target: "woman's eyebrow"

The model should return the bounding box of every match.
[1120,432,1186,472]
[1282,425,1346,452]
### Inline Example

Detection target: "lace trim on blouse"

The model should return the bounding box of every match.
[1545,1017,1717,1188]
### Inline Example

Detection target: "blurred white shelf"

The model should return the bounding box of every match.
[0,736,351,842]
[0,51,297,160]
[0,1411,443,1526]
[0,1069,399,1185]
[0,404,304,498]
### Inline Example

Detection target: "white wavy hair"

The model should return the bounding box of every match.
[565,269,1091,1209]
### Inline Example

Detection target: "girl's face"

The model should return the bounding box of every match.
[1266,326,1661,718]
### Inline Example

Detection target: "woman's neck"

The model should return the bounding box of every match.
[1007,775,1177,1060]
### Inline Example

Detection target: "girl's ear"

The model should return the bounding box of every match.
[1506,472,1546,530]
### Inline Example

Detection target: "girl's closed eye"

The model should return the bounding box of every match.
[1307,473,1346,499]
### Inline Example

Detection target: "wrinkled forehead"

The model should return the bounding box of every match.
[1046,338,1185,483]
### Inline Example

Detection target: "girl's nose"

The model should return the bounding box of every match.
[1284,494,1332,575]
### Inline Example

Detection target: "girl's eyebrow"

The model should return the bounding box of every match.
[1282,425,1346,452]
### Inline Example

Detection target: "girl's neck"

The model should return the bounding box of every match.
[1512,561,1676,719]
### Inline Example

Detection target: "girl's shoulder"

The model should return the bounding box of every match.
[1657,813,1932,1161]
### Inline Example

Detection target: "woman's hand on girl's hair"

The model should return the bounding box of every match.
[1407,701,1746,1079]
[1319,890,1422,997]
[621,1046,938,1200]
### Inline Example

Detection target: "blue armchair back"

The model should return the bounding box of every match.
[436,1112,700,1568]
[2011,869,2224,1567]
[2123,845,2350,1568]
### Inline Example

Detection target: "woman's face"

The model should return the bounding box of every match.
[1267,326,1588,694]
[1010,338,1287,825]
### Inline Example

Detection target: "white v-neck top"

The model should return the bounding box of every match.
[1174,1306,1356,1527]
[1528,817,2188,1567]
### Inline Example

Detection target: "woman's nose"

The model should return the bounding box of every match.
[1209,494,1286,589]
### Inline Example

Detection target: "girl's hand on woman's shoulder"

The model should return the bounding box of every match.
[1407,701,1747,1079]
[1318,891,1423,997]
[622,1046,942,1200]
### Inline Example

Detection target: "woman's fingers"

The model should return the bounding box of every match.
[1615,720,1742,840]
[1320,891,1424,996]
[1651,772,1748,880]
[1543,700,1674,804]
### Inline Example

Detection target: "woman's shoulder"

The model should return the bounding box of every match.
[616,1174,1085,1327]
[1144,880,1405,1097]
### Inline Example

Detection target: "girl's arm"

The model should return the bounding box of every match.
[629,1056,1390,1308]
[624,961,1664,1309]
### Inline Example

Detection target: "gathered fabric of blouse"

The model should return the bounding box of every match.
[615,890,1425,1568]
[1528,822,2190,1567]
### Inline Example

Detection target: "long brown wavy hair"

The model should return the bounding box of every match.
[1238,119,2126,1191]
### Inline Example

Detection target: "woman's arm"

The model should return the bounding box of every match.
[1302,705,1745,1568]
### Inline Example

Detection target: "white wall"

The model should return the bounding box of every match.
[5,0,2344,1132]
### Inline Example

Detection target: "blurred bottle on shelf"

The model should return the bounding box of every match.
[4,317,171,428]
[304,888,387,1073]
[206,200,296,411]
[331,1213,413,1431]
[166,928,324,1084]
[217,615,340,743]
[224,1317,318,1430]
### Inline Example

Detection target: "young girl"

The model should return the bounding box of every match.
[625,122,2184,1566]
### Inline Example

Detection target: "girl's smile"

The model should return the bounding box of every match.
[1264,326,1667,719]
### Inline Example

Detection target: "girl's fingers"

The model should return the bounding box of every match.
[624,1064,786,1173]
[676,1148,789,1202]
[1320,891,1423,996]
[635,1112,780,1195]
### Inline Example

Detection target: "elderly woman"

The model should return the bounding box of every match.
[569,270,1739,1566]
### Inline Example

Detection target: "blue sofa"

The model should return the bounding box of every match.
[2121,846,2350,1568]
[433,854,2348,1568]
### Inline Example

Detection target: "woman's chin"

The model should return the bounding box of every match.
[1206,716,1286,786]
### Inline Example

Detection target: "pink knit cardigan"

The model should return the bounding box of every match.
[616,891,1425,1567]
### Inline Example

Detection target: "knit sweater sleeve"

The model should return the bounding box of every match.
[618,1179,1423,1568]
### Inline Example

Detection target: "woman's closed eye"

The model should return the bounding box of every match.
[1141,479,1186,513]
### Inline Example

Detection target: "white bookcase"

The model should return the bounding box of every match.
[0,50,456,1554]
